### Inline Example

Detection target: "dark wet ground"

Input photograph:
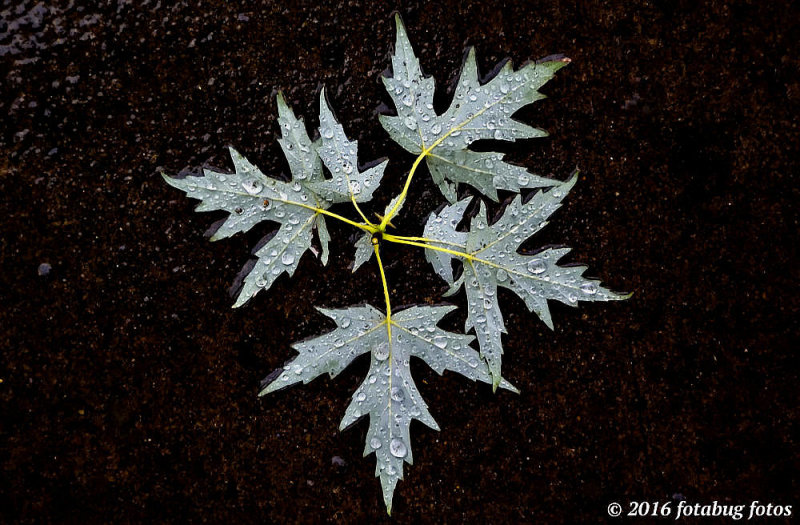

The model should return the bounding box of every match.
[2,1,798,523]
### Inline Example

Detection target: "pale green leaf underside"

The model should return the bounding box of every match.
[309,89,387,204]
[164,94,385,306]
[262,304,516,513]
[380,14,566,203]
[423,175,629,384]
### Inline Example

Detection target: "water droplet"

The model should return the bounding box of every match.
[243,179,263,194]
[580,282,597,295]
[404,116,417,130]
[496,269,508,282]
[234,207,243,215]
[370,437,382,449]
[518,174,530,186]
[342,161,353,174]
[432,336,448,349]
[431,123,442,134]
[500,83,509,94]
[401,94,413,107]
[469,93,477,101]
[281,252,295,265]
[390,386,405,402]
[341,318,351,328]
[527,259,546,274]
[321,127,334,139]
[389,438,407,458]
[483,298,493,310]
[394,86,403,95]
[374,342,390,361]
[493,129,503,140]
[255,276,267,288]
[356,391,366,402]
[467,357,479,368]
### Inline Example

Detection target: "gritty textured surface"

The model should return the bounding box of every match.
[2,1,798,523]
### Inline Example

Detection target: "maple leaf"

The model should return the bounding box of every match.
[380,14,566,203]
[423,174,629,387]
[262,304,516,513]
[164,93,385,306]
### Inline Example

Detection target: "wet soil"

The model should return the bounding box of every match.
[2,1,798,523]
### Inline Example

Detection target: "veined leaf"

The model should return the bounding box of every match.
[262,304,516,513]
[423,174,629,386]
[309,89,387,204]
[164,93,385,306]
[380,14,565,203]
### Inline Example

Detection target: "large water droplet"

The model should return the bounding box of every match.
[432,336,448,349]
[374,342,390,361]
[390,386,405,402]
[243,179,263,194]
[580,282,597,295]
[356,391,366,402]
[404,116,417,130]
[370,437,382,449]
[389,438,407,458]
[431,123,442,134]
[496,269,508,282]
[340,318,351,328]
[527,259,546,274]
[281,252,295,265]
[321,127,334,139]
[518,174,530,186]
[401,94,413,107]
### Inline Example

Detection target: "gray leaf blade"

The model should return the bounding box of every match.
[311,90,387,204]
[380,16,566,201]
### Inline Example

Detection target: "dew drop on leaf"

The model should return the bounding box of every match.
[389,438,407,458]
[374,342,390,361]
[243,179,263,194]
[527,258,546,274]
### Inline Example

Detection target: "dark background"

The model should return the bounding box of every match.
[2,0,798,523]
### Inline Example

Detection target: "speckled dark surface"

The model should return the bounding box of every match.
[2,1,798,523]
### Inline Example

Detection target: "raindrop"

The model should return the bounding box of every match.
[356,391,366,402]
[281,252,295,265]
[496,269,508,282]
[374,342,390,361]
[493,129,503,140]
[401,94,413,107]
[580,283,598,295]
[341,318,351,328]
[518,174,530,185]
[390,387,405,402]
[321,127,334,139]
[243,179,263,194]
[483,298,493,310]
[370,437,382,449]
[432,336,448,349]
[527,259,546,274]
[431,123,442,134]
[389,438,407,458]
[404,116,417,130]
